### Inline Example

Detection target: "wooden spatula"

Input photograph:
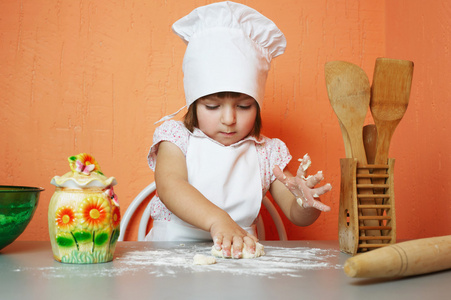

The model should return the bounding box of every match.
[371,58,414,166]
[371,58,414,208]
[325,61,381,240]
[325,61,369,163]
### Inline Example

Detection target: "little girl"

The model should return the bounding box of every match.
[146,1,332,258]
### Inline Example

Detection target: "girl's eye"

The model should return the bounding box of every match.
[205,105,219,110]
[238,105,252,110]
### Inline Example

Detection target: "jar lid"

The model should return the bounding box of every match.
[50,154,117,189]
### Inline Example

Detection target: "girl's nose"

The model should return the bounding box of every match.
[221,107,236,125]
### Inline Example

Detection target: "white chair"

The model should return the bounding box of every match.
[118,182,287,241]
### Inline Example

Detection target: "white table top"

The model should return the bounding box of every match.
[1,241,450,299]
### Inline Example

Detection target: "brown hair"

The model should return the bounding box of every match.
[183,92,261,139]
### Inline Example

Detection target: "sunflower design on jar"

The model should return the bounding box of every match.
[55,206,77,232]
[110,205,121,246]
[76,195,111,252]
[54,206,79,257]
[78,195,111,231]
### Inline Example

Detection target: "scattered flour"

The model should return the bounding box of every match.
[12,244,342,279]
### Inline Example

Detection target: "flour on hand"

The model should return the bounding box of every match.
[211,242,265,259]
[193,254,216,265]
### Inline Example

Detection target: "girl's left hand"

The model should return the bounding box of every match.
[273,154,332,212]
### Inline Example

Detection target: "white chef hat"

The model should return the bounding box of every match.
[156,1,286,123]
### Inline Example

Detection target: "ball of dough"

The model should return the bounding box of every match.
[211,242,265,259]
[193,254,216,265]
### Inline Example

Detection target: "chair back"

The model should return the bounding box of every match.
[119,182,287,241]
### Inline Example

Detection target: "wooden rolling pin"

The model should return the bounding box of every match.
[344,235,451,278]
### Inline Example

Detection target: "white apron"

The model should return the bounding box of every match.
[147,134,262,241]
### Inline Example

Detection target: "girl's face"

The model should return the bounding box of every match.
[196,93,258,146]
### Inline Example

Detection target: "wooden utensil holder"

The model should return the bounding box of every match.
[338,158,396,255]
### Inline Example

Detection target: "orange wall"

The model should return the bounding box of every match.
[0,0,448,241]
[385,1,451,238]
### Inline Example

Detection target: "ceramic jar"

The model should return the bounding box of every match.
[48,154,120,264]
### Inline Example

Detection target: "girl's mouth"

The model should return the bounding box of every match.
[221,131,236,136]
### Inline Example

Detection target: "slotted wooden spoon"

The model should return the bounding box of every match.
[325,61,381,240]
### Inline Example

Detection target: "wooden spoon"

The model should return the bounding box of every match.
[325,61,381,240]
[362,123,379,216]
[363,124,377,165]
[371,58,414,166]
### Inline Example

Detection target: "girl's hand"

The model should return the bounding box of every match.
[273,154,332,212]
[210,217,258,258]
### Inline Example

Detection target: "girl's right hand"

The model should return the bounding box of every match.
[210,216,258,258]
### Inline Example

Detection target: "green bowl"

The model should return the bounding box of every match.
[0,186,44,251]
